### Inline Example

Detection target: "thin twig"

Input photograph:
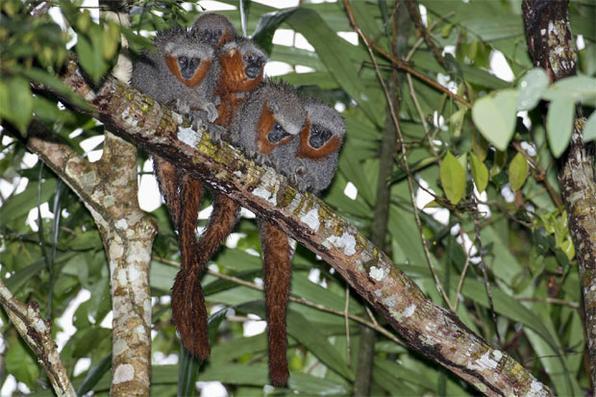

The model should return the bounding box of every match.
[453,241,473,311]
[344,287,352,365]
[344,0,454,311]
[404,0,448,70]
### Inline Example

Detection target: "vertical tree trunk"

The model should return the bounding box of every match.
[522,0,596,388]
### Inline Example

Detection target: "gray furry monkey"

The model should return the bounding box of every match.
[172,31,268,360]
[231,81,306,387]
[192,12,236,48]
[131,25,220,360]
[275,99,345,194]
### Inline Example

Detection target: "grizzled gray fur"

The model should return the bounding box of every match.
[131,27,219,122]
[230,81,306,165]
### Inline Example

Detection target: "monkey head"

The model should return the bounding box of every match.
[157,28,216,89]
[131,28,220,122]
[219,38,267,94]
[290,100,346,194]
[232,81,306,163]
[192,13,236,48]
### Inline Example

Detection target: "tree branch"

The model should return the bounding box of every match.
[34,60,553,396]
[0,277,75,397]
[522,0,596,387]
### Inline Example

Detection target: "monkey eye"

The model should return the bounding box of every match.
[267,123,292,144]
[189,57,200,70]
[309,124,333,149]
[178,56,189,69]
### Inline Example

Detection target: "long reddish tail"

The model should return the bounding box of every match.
[195,194,240,265]
[153,156,181,227]
[260,220,292,387]
[171,174,211,360]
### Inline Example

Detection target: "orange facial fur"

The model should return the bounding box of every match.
[297,120,342,159]
[217,30,234,48]
[256,103,293,155]
[219,50,263,94]
[165,55,212,87]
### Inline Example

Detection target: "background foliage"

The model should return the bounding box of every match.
[0,0,595,395]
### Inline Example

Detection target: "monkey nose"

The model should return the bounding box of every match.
[245,65,261,79]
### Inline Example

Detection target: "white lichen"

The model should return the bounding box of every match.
[113,364,135,384]
[470,350,502,371]
[323,232,356,256]
[301,208,320,232]
[252,185,277,205]
[526,380,549,397]
[402,304,416,318]
[177,127,200,147]
[115,219,128,230]
[369,266,388,282]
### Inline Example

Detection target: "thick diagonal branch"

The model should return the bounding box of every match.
[40,62,551,396]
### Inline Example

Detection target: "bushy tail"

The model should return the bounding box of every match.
[260,220,292,387]
[170,175,211,359]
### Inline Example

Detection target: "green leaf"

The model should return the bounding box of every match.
[287,310,354,380]
[0,77,33,134]
[178,346,199,397]
[5,336,40,387]
[546,98,575,157]
[0,179,57,223]
[76,33,109,84]
[517,68,549,111]
[469,153,489,192]
[285,8,381,125]
[77,354,112,395]
[583,111,596,143]
[440,151,466,205]
[542,75,596,102]
[472,89,518,151]
[102,21,121,60]
[508,152,528,191]
[252,9,295,54]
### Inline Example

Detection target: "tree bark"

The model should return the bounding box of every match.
[33,62,555,396]
[0,277,75,396]
[522,0,596,388]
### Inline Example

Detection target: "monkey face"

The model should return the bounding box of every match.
[193,13,236,48]
[256,102,296,154]
[219,39,266,93]
[164,41,214,88]
[297,102,345,159]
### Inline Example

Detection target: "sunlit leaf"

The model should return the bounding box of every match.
[472,89,518,151]
[0,77,33,134]
[517,68,549,111]
[546,98,574,157]
[470,152,489,192]
[440,151,466,205]
[583,111,596,143]
[509,152,529,191]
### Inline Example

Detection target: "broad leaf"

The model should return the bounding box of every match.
[509,152,528,191]
[440,151,466,205]
[546,98,574,157]
[470,152,489,192]
[472,89,518,151]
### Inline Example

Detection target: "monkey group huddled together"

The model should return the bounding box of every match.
[131,12,345,387]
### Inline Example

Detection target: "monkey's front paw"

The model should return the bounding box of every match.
[203,103,219,123]
[208,124,227,143]
[175,99,192,115]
